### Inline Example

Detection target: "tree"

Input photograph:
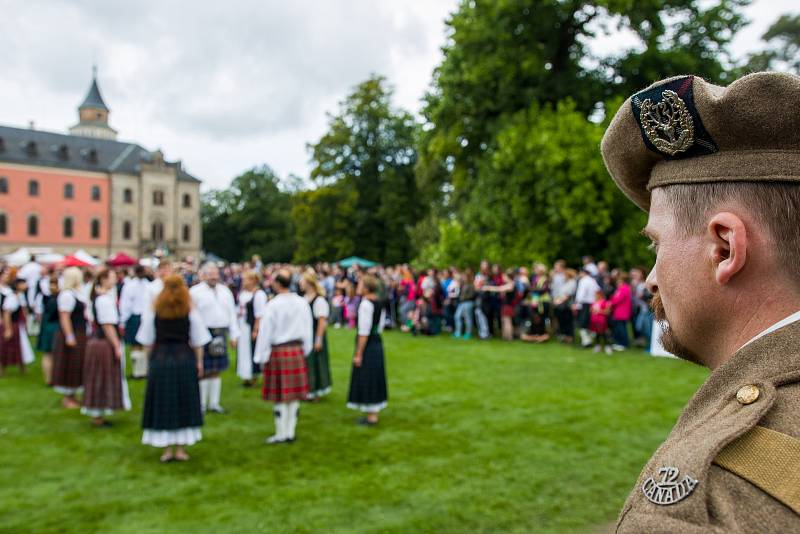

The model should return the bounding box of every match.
[292,182,357,263]
[742,14,800,73]
[415,0,750,268]
[201,166,294,262]
[307,75,420,264]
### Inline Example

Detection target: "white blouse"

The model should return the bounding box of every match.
[135,309,212,348]
[94,293,119,325]
[238,289,268,319]
[2,292,25,312]
[57,290,87,313]
[311,296,330,319]
[357,299,385,336]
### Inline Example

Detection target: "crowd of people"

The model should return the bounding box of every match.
[0,257,389,462]
[0,253,656,461]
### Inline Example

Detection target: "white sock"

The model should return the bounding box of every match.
[270,403,287,441]
[199,379,210,411]
[131,350,147,377]
[285,401,299,440]
[209,376,222,409]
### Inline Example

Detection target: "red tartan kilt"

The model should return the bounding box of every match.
[0,323,23,367]
[82,338,123,410]
[52,330,88,390]
[262,342,309,402]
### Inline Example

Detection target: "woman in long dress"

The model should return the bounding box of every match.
[1,276,35,376]
[81,269,129,427]
[236,271,267,387]
[347,274,388,426]
[136,275,210,462]
[300,271,332,400]
[51,267,89,409]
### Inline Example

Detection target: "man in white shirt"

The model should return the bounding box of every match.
[575,268,600,347]
[254,269,312,444]
[189,262,239,414]
[120,265,150,378]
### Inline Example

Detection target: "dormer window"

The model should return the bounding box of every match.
[80,147,98,163]
[51,144,69,160]
[21,140,37,156]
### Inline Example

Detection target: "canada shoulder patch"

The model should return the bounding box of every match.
[631,75,718,159]
[642,466,699,505]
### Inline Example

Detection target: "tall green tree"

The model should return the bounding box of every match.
[201,166,294,262]
[415,0,750,268]
[304,75,419,264]
[742,14,800,73]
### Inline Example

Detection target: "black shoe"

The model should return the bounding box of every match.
[357,417,377,426]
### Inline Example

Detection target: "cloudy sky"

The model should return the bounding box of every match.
[0,0,795,190]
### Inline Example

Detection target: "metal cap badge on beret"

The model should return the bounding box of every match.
[601,72,800,211]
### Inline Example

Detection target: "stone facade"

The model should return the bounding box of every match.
[0,73,202,260]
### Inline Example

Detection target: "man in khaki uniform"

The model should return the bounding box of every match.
[601,72,800,532]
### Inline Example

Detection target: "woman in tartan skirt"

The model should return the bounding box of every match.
[347,274,388,426]
[1,277,35,376]
[81,269,130,427]
[51,267,89,409]
[300,271,332,400]
[253,269,313,444]
[137,275,210,463]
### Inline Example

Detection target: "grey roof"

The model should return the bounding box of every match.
[79,77,109,111]
[0,125,201,183]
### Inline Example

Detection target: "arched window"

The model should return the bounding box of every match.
[64,183,74,199]
[182,224,191,242]
[123,188,133,204]
[63,217,73,238]
[28,179,39,196]
[91,186,101,201]
[151,222,164,242]
[91,218,101,239]
[0,213,7,235]
[0,177,7,194]
[27,214,38,236]
[182,193,191,208]
[123,221,132,240]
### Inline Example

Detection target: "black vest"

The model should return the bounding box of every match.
[155,315,190,344]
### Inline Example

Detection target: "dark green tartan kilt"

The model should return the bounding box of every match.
[124,315,142,345]
[36,320,59,353]
[306,334,332,397]
[141,342,203,431]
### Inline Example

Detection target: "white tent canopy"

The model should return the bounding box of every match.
[35,252,65,265]
[4,248,32,266]
[73,249,101,266]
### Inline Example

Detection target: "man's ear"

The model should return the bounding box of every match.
[707,212,747,285]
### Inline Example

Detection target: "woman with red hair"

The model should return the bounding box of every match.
[136,275,210,462]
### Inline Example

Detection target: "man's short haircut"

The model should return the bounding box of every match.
[200,262,218,276]
[274,270,291,289]
[660,182,800,284]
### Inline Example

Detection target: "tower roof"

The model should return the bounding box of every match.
[79,73,109,112]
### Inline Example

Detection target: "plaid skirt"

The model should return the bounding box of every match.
[142,342,203,431]
[0,323,23,366]
[82,338,124,411]
[306,335,332,398]
[262,342,309,402]
[52,330,88,391]
[202,328,229,376]
[36,320,59,353]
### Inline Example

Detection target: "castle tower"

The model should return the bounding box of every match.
[68,66,118,140]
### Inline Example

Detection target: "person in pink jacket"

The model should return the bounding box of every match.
[609,270,632,351]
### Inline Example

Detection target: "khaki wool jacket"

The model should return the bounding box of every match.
[616,319,800,533]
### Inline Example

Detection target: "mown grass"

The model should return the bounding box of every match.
[0,329,707,533]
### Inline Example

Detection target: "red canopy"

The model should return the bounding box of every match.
[107,252,138,267]
[62,255,91,267]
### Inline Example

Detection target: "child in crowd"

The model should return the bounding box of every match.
[589,289,613,355]
[331,288,346,329]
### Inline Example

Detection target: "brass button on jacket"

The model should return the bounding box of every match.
[736,385,760,405]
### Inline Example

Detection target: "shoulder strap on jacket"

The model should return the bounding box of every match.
[713,425,800,515]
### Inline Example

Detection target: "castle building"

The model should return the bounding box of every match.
[0,71,202,259]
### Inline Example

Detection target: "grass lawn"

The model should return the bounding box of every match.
[0,328,707,533]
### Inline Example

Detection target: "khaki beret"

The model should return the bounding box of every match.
[601,72,800,211]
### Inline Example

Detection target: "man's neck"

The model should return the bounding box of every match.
[709,295,800,369]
